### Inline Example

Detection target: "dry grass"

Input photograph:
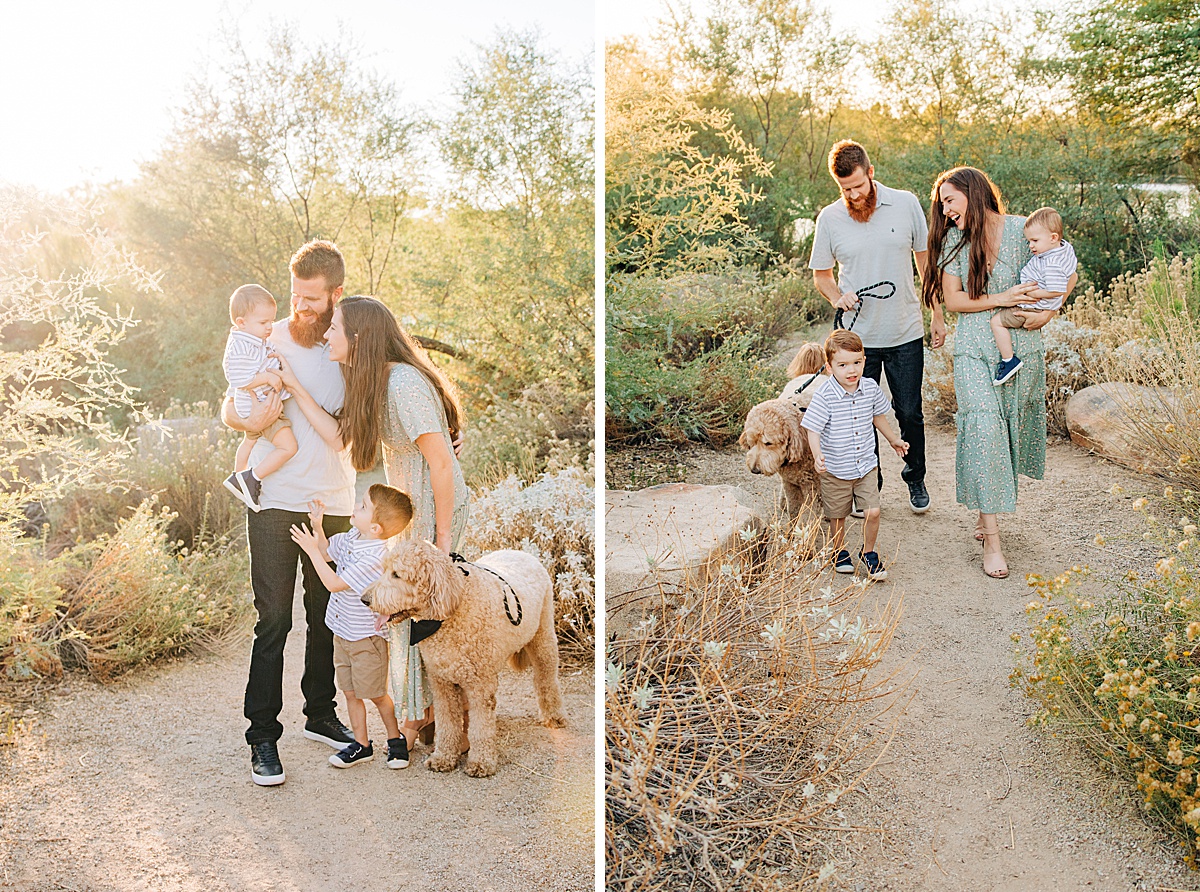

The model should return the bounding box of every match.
[605,516,904,890]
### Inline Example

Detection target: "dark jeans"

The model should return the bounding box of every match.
[863,336,926,489]
[244,508,351,745]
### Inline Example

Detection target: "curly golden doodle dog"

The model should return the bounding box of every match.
[362,541,566,777]
[739,397,820,518]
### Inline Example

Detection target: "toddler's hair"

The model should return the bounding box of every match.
[368,483,414,538]
[824,329,864,362]
[1024,207,1064,238]
[786,342,826,378]
[828,139,870,178]
[229,284,276,324]
[290,239,345,290]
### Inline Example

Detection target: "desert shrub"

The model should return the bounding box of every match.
[606,270,797,444]
[1,500,249,683]
[461,467,594,661]
[1014,489,1200,864]
[460,383,594,487]
[606,520,902,889]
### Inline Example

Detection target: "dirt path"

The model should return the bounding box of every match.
[0,602,595,892]
[674,427,1200,890]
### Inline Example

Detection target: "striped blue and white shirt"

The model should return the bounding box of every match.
[222,329,287,419]
[800,376,892,481]
[1018,241,1077,311]
[325,529,389,641]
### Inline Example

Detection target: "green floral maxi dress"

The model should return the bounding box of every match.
[383,363,471,723]
[945,215,1046,513]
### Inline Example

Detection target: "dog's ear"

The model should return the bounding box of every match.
[784,403,809,464]
[426,545,463,621]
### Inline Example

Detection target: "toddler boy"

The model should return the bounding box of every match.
[991,207,1078,384]
[801,330,909,580]
[290,484,414,769]
[221,284,297,510]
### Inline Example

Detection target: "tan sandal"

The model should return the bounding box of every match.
[974,514,986,542]
[980,522,1009,579]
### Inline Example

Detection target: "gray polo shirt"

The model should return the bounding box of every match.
[809,182,928,349]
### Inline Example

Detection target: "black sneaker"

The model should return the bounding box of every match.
[833,549,855,574]
[224,470,262,511]
[250,741,285,786]
[386,736,410,769]
[304,715,355,749]
[329,740,374,768]
[993,355,1022,385]
[907,480,930,514]
[859,549,888,581]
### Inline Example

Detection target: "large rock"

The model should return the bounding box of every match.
[605,483,766,635]
[1065,382,1179,470]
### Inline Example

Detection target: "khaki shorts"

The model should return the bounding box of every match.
[992,307,1029,330]
[244,415,293,443]
[333,634,389,700]
[819,471,881,520]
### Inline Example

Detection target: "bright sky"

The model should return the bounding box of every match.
[2,0,594,193]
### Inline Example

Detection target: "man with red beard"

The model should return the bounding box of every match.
[809,140,944,514]
[222,240,357,786]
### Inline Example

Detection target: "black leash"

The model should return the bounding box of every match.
[833,280,896,332]
[450,553,523,626]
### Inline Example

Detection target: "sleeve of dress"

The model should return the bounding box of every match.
[389,366,445,440]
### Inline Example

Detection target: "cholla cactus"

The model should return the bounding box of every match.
[462,467,594,657]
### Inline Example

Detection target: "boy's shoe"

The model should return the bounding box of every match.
[303,715,355,749]
[859,549,888,581]
[224,470,262,512]
[907,480,930,514]
[386,736,410,769]
[993,355,1023,386]
[833,550,855,574]
[250,741,285,786]
[329,740,374,768]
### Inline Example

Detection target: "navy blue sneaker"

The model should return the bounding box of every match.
[329,740,374,768]
[907,480,930,514]
[833,550,855,574]
[859,549,888,581]
[386,736,410,769]
[993,355,1023,385]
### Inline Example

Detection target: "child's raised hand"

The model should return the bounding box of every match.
[891,439,910,458]
[307,499,325,527]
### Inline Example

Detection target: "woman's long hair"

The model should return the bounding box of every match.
[336,295,463,472]
[922,167,1005,309]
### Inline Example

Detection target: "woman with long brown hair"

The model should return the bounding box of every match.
[922,167,1074,578]
[276,294,469,754]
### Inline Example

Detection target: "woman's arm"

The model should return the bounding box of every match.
[272,353,344,451]
[415,431,457,554]
[940,271,1038,314]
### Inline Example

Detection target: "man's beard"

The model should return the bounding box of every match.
[845,180,878,223]
[289,302,335,349]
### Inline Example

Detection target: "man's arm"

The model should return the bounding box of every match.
[813,268,859,312]
[221,390,282,435]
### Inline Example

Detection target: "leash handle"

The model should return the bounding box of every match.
[833,280,896,332]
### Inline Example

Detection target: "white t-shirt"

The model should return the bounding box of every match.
[247,317,356,514]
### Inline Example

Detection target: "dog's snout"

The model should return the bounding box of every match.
[750,466,762,474]
[361,591,372,607]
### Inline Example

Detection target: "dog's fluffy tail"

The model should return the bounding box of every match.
[508,648,532,672]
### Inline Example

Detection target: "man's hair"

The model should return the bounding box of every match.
[368,483,413,538]
[229,284,276,324]
[289,240,345,291]
[828,140,871,178]
[1024,207,1064,238]
[824,329,864,362]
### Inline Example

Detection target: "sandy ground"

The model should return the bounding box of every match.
[663,426,1200,890]
[0,600,595,892]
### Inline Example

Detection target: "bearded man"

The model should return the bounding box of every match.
[221,239,356,786]
[809,140,944,514]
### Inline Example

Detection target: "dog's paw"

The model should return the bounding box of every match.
[540,714,567,729]
[425,751,460,772]
[464,756,497,778]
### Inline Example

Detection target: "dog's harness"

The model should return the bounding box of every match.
[451,553,523,626]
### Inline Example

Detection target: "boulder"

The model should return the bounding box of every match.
[605,483,766,636]
[1065,382,1179,470]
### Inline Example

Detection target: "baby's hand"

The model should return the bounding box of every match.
[262,369,283,391]
[891,439,910,458]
